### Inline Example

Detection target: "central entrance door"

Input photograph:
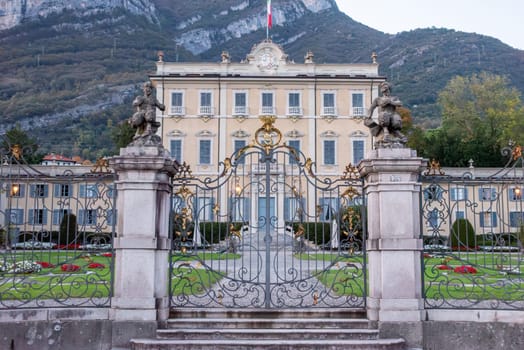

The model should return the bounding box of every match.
[257,197,275,231]
[170,117,366,309]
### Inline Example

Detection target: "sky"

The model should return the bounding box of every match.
[334,0,523,50]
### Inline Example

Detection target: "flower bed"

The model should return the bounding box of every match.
[453,265,478,274]
[0,261,42,273]
[88,262,105,269]
[60,264,81,272]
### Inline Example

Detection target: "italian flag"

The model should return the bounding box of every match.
[267,0,272,29]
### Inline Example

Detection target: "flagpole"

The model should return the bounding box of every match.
[266,0,271,40]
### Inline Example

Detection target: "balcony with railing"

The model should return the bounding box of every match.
[321,106,337,116]
[233,106,249,116]
[250,163,285,175]
[198,105,215,116]
[169,106,185,116]
[351,106,367,117]
[286,106,303,116]
[260,106,276,116]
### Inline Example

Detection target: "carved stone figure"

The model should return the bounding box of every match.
[128,82,165,146]
[364,82,407,147]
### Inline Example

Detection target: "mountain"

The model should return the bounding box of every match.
[1,0,523,158]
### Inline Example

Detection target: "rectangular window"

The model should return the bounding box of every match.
[234,92,247,115]
[106,209,117,226]
[480,211,497,228]
[29,209,47,225]
[79,209,97,226]
[352,140,365,165]
[196,197,214,221]
[6,209,23,225]
[322,93,335,115]
[199,139,212,165]
[319,197,339,221]
[509,212,524,227]
[287,92,302,115]
[261,92,274,114]
[234,140,247,164]
[53,209,71,225]
[427,208,439,230]
[107,184,116,199]
[54,184,72,198]
[80,184,98,198]
[288,140,300,164]
[229,197,250,222]
[450,187,467,201]
[351,93,365,116]
[323,140,336,165]
[456,211,465,220]
[199,92,212,115]
[30,184,48,198]
[8,184,24,197]
[170,139,182,161]
[479,188,496,201]
[170,92,184,115]
[509,188,522,201]
[284,197,304,221]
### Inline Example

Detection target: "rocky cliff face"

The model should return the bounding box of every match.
[0,0,158,30]
[174,0,336,55]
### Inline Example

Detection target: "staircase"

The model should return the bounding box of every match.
[130,309,407,350]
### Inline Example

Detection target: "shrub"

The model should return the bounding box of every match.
[289,222,331,246]
[198,222,243,244]
[450,218,476,250]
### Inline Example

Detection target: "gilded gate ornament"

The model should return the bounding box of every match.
[255,116,282,154]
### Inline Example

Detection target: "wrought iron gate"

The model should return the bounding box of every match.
[170,117,366,308]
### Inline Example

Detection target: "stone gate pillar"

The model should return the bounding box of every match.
[358,148,427,349]
[109,146,177,346]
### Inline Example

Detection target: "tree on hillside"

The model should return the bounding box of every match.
[1,125,43,164]
[111,120,135,151]
[428,72,524,167]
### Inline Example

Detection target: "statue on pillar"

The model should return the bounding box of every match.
[364,82,407,147]
[128,81,165,147]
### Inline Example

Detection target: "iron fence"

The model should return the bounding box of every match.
[421,143,524,309]
[0,141,115,308]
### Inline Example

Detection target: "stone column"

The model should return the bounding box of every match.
[109,146,177,346]
[358,148,426,349]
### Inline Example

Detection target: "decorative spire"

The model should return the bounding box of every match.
[304,50,314,64]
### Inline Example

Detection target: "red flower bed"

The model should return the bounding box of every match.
[101,252,112,257]
[36,261,55,268]
[87,262,105,269]
[454,265,477,274]
[61,264,81,272]
[437,265,453,270]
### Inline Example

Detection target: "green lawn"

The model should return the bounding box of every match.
[1,250,522,302]
[170,267,222,296]
[0,251,113,301]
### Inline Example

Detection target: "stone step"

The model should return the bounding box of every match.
[166,317,370,329]
[131,309,406,350]
[157,327,380,340]
[130,338,407,350]
[169,308,366,320]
